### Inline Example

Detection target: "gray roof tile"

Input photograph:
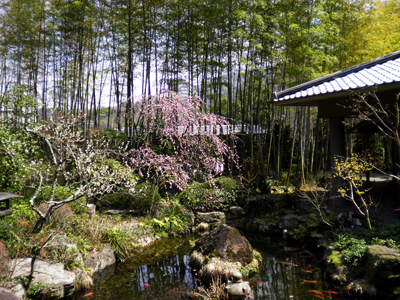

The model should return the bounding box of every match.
[274,52,400,103]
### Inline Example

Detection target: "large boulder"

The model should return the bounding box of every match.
[190,224,260,283]
[195,211,226,226]
[11,258,75,298]
[84,244,116,274]
[0,287,19,300]
[364,245,400,295]
[40,234,84,269]
[324,244,400,298]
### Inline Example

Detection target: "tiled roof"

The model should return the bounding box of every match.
[274,51,400,104]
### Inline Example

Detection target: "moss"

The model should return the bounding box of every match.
[328,249,342,267]
[239,250,261,278]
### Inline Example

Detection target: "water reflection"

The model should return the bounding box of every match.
[66,235,341,300]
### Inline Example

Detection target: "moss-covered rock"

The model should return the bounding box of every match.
[324,246,352,283]
[365,245,400,295]
[344,279,376,296]
[189,224,260,283]
[323,244,400,298]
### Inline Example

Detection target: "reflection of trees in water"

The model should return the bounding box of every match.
[71,238,330,300]
[131,253,197,299]
[250,249,327,300]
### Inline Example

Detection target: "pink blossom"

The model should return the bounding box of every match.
[124,90,240,191]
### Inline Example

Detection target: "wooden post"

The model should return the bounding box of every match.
[329,117,347,210]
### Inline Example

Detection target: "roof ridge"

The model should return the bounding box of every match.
[275,50,400,99]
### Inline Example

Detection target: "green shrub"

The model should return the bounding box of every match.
[105,227,134,260]
[180,177,238,213]
[332,235,367,268]
[38,186,86,211]
[98,183,161,215]
[88,128,129,150]
[290,213,323,240]
[215,177,239,191]
[183,187,236,212]
[140,199,190,237]
[0,220,12,241]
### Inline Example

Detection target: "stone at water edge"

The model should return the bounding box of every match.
[228,206,246,217]
[84,244,116,274]
[224,280,252,299]
[195,211,226,226]
[0,287,19,300]
[11,258,76,298]
[191,224,253,265]
[190,224,259,284]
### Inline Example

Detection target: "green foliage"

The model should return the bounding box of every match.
[88,128,129,150]
[289,213,323,240]
[371,237,398,249]
[2,200,35,256]
[26,281,49,299]
[98,183,160,215]
[105,227,134,260]
[239,251,261,278]
[255,212,283,230]
[332,234,367,268]
[0,220,12,241]
[0,126,34,192]
[183,187,236,213]
[140,199,190,237]
[334,154,374,235]
[214,177,239,191]
[374,224,400,245]
[0,85,40,129]
[180,177,238,213]
[41,185,85,202]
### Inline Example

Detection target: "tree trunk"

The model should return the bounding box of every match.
[32,217,46,233]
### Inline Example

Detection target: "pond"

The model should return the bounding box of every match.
[66,234,349,300]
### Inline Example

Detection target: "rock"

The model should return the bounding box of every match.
[336,212,363,229]
[229,206,246,217]
[0,287,19,300]
[192,224,253,265]
[39,203,74,224]
[106,209,129,215]
[345,279,376,296]
[195,211,225,225]
[224,280,251,300]
[40,234,83,269]
[195,222,209,232]
[84,244,116,274]
[324,244,400,298]
[181,206,195,226]
[87,204,96,216]
[190,224,260,283]
[10,258,75,298]
[0,240,11,278]
[73,269,93,290]
[231,270,243,282]
[324,246,351,283]
[365,245,400,294]
[282,214,300,229]
[11,283,25,299]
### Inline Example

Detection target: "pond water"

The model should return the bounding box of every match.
[66,234,347,300]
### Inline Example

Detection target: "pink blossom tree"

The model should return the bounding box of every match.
[124,90,240,191]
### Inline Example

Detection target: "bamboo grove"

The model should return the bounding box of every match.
[1,0,399,183]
